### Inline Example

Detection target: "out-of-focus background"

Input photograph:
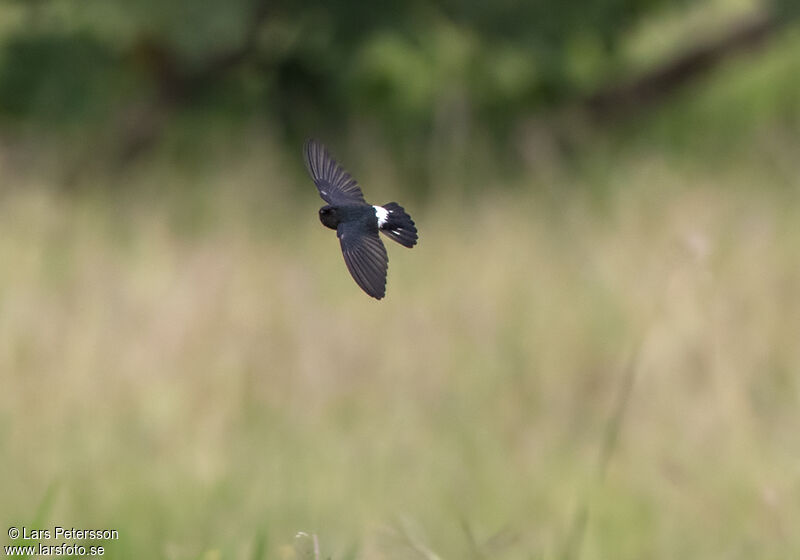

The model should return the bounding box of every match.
[1,0,799,558]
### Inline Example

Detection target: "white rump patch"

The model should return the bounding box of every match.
[373,205,389,227]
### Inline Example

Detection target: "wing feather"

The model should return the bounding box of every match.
[304,139,366,204]
[337,221,388,299]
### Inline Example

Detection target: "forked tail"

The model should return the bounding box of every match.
[378,202,418,248]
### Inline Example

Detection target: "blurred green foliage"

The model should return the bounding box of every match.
[0,0,798,195]
[0,0,695,132]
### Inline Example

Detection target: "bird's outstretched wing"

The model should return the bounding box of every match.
[304,139,366,204]
[337,221,388,299]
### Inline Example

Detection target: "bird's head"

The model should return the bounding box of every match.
[318,205,339,230]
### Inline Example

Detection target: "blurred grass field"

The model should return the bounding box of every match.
[3,5,800,556]
[1,136,799,559]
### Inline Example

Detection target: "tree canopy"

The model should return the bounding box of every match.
[0,0,794,172]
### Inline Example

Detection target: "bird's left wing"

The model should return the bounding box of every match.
[304,139,366,204]
[337,221,388,299]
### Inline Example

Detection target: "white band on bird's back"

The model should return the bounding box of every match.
[373,205,389,227]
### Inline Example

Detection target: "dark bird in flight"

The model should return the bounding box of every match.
[304,139,418,299]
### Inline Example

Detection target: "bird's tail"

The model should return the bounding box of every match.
[379,202,418,248]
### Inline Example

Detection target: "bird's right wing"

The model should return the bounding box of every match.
[337,221,388,299]
[304,139,366,204]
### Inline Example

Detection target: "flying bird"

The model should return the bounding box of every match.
[304,139,418,299]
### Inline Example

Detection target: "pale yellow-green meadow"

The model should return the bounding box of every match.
[1,141,798,559]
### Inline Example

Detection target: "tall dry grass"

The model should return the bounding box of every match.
[1,151,799,559]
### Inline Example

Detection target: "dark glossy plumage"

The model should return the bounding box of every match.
[303,139,417,299]
[304,139,366,205]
